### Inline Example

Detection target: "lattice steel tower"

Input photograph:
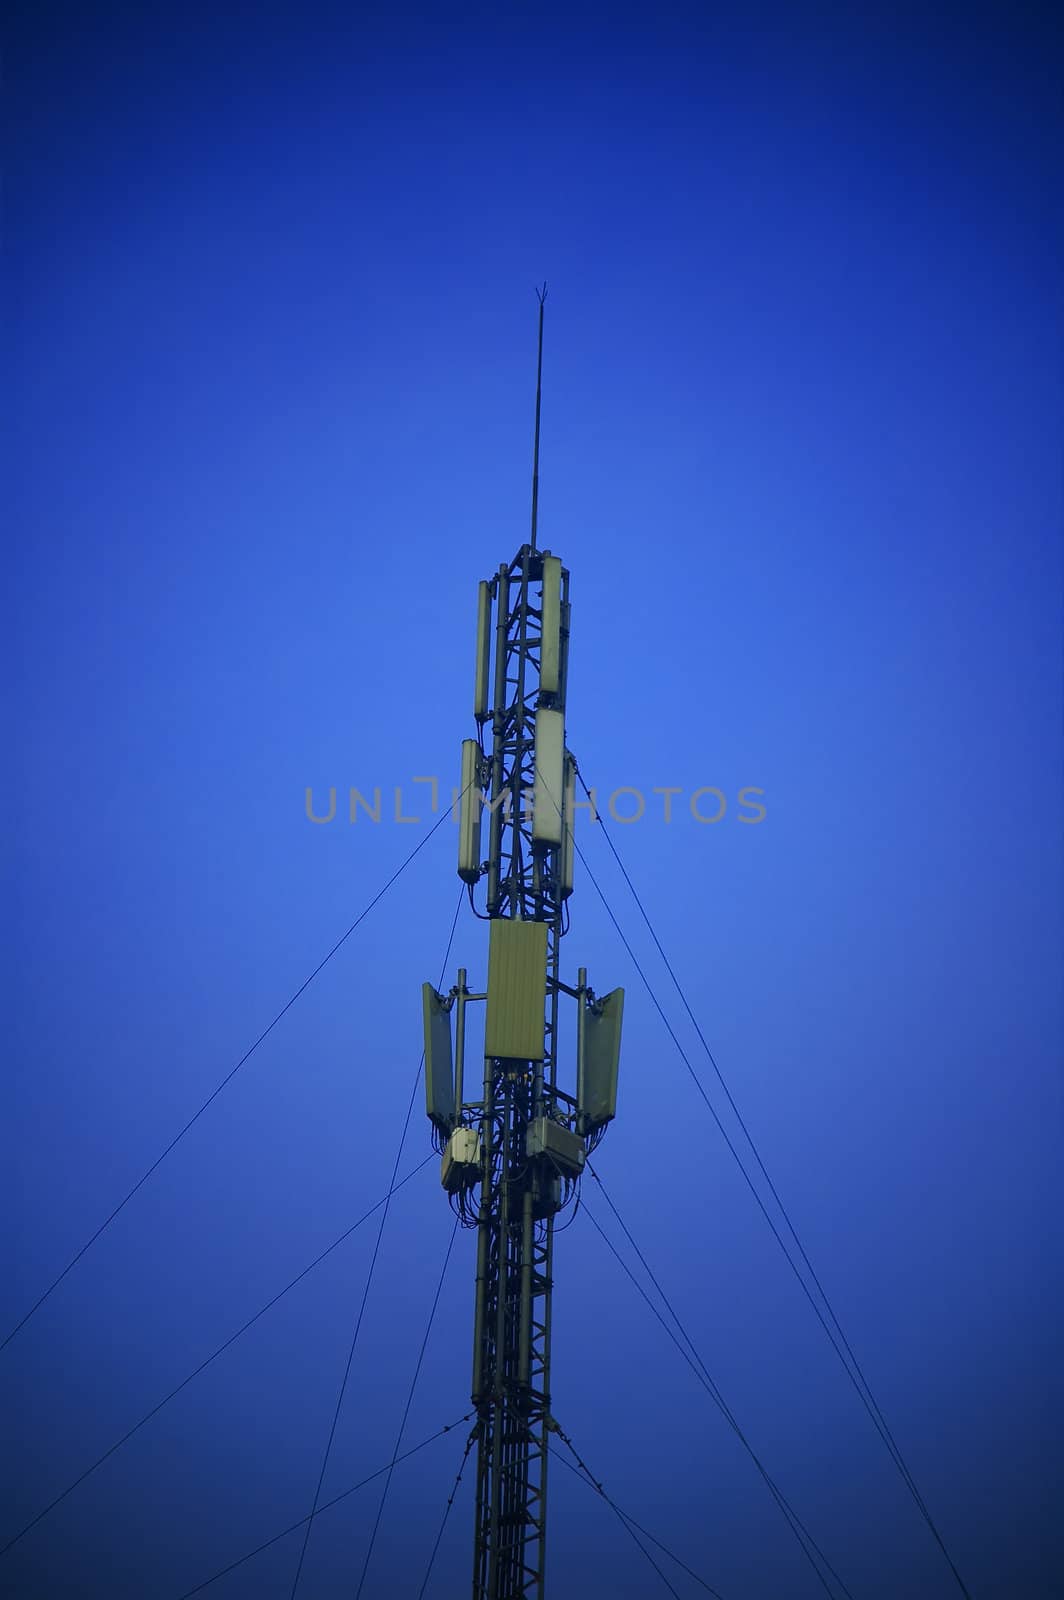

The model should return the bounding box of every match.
[421,291,624,1600]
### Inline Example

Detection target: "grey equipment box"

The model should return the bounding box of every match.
[526,1117,585,1179]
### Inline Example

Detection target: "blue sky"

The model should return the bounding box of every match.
[4,3,1062,1597]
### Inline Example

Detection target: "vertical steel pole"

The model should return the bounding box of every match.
[455,967,468,1115]
[530,287,545,553]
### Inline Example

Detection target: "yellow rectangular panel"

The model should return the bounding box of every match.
[422,983,455,1132]
[578,987,624,1129]
[474,580,492,720]
[532,708,564,844]
[458,739,482,882]
[540,556,561,695]
[485,919,548,1060]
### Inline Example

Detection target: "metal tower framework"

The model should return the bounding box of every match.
[472,542,569,1600]
[423,295,623,1600]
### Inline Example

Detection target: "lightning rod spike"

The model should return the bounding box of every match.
[530,289,546,552]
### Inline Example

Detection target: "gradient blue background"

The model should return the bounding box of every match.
[4,3,1062,1596]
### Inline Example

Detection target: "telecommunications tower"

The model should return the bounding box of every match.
[421,289,624,1600]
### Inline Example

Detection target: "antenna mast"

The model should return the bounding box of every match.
[421,293,624,1599]
[530,282,546,552]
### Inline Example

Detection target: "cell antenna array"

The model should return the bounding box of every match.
[422,291,624,1599]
